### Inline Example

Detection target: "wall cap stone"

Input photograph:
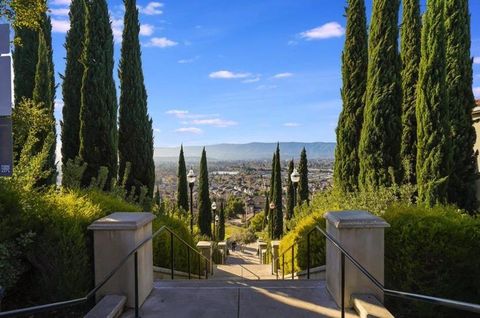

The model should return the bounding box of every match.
[197,241,212,248]
[324,211,390,229]
[271,240,280,247]
[88,212,155,231]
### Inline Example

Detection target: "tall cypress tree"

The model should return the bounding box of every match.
[416,0,451,206]
[118,0,155,197]
[445,0,477,212]
[61,0,85,173]
[218,200,225,241]
[79,0,118,189]
[269,152,276,200]
[197,148,212,237]
[334,0,368,192]
[286,159,294,220]
[400,0,421,184]
[176,145,189,212]
[272,143,283,239]
[359,0,402,190]
[32,18,56,186]
[298,147,309,205]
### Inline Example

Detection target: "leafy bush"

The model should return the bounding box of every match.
[248,212,265,233]
[280,187,480,318]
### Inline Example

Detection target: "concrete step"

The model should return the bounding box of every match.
[121,280,359,318]
[214,264,275,280]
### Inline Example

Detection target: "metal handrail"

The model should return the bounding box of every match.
[272,224,480,317]
[0,225,214,318]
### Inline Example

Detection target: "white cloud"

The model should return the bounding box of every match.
[145,37,178,48]
[284,122,300,127]
[166,110,189,118]
[474,57,480,64]
[191,118,238,128]
[178,57,198,64]
[54,99,64,110]
[175,127,203,134]
[474,87,480,98]
[51,19,70,33]
[153,128,161,133]
[242,77,261,83]
[138,2,163,15]
[209,70,251,79]
[50,0,71,5]
[300,22,345,40]
[49,8,69,16]
[273,72,293,79]
[140,24,154,36]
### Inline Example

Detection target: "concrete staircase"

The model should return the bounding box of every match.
[121,279,359,318]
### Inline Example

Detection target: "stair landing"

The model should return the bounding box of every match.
[121,280,359,318]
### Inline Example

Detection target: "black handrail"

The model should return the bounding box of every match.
[272,225,480,317]
[0,225,214,318]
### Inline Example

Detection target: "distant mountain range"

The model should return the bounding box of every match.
[154,142,336,161]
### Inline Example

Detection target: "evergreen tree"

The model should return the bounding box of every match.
[269,152,276,199]
[118,0,155,197]
[79,0,118,189]
[61,0,85,174]
[272,143,283,239]
[334,0,368,192]
[154,185,161,206]
[218,200,225,241]
[197,148,212,237]
[176,145,189,212]
[416,0,451,206]
[400,0,421,184]
[32,18,56,186]
[298,147,309,205]
[267,152,276,236]
[286,159,295,220]
[359,0,402,190]
[445,0,477,212]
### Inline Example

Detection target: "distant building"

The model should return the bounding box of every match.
[472,100,480,201]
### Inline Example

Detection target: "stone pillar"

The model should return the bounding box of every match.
[271,240,280,273]
[196,241,213,274]
[257,240,267,264]
[88,212,155,308]
[218,241,227,264]
[325,211,390,308]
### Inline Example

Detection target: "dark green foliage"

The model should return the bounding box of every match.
[61,0,85,174]
[400,0,421,184]
[268,152,276,236]
[32,18,56,186]
[217,200,225,241]
[176,145,189,213]
[272,143,283,239]
[298,147,309,205]
[225,196,245,218]
[154,186,161,206]
[416,0,451,206]
[359,0,402,190]
[79,0,118,189]
[286,159,295,220]
[197,148,212,237]
[445,0,477,213]
[12,27,38,104]
[334,0,368,192]
[118,0,155,198]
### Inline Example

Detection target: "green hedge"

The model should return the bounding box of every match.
[0,180,141,310]
[280,194,480,318]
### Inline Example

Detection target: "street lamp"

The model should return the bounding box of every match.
[211,202,217,240]
[291,168,300,207]
[187,168,196,234]
[269,202,275,239]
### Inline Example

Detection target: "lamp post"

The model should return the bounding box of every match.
[291,168,300,207]
[269,202,275,239]
[187,168,196,234]
[211,201,217,241]
[215,214,219,241]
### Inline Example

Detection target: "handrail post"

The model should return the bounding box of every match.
[170,232,174,280]
[307,232,311,279]
[291,245,295,280]
[134,252,139,318]
[187,248,191,280]
[282,254,285,280]
[341,253,345,318]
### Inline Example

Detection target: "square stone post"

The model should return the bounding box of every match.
[257,240,267,264]
[218,241,227,264]
[324,211,390,308]
[196,241,213,274]
[271,240,280,273]
[88,212,155,308]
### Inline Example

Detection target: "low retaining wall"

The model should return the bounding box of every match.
[153,266,202,280]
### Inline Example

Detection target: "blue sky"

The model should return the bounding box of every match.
[46,0,480,147]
